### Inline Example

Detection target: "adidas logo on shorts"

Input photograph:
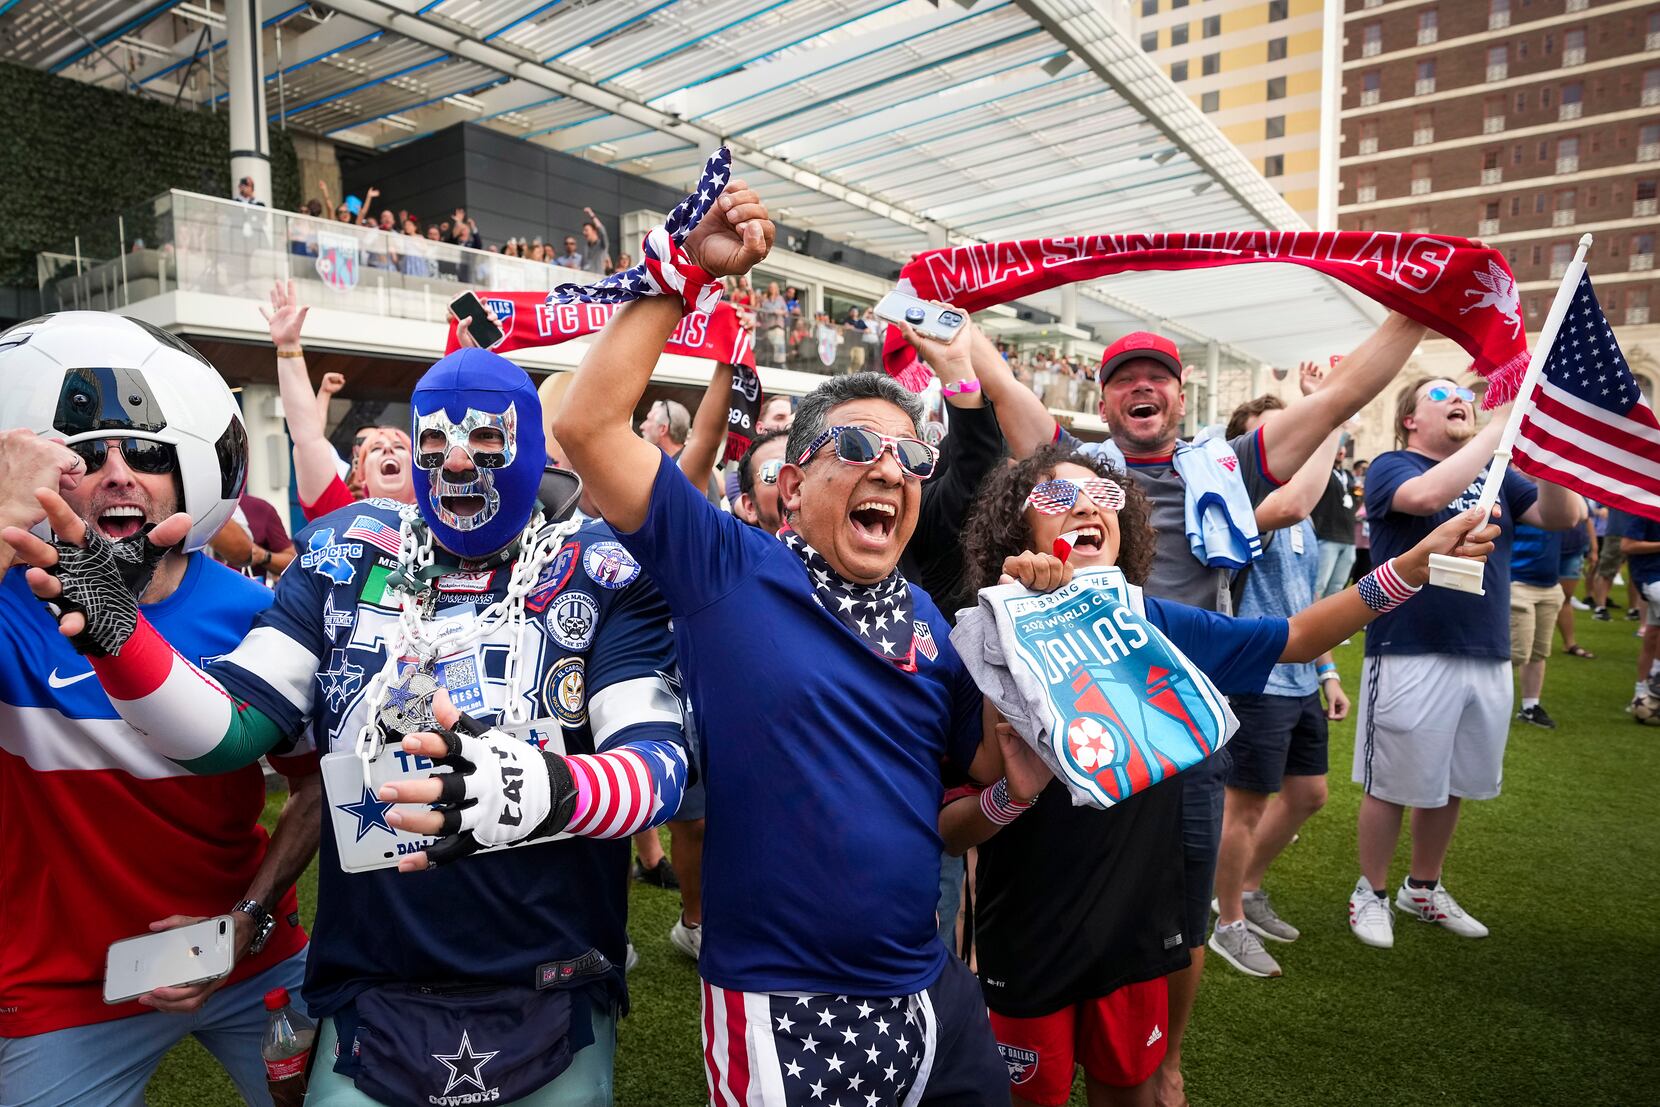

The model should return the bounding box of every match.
[1146,1025,1164,1048]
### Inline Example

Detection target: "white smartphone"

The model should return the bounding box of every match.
[873,290,969,342]
[103,916,235,1004]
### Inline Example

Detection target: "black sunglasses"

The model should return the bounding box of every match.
[71,438,178,476]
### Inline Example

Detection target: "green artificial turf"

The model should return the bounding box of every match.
[149,612,1659,1105]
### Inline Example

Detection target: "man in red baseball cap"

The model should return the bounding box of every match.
[1060,311,1430,1106]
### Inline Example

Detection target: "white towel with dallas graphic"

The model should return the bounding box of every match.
[952,567,1237,809]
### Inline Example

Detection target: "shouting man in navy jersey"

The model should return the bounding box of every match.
[542,175,1009,1103]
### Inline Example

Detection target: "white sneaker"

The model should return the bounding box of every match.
[1570,597,1592,611]
[1395,880,1489,938]
[1348,877,1394,949]
[624,942,639,972]
[669,916,703,960]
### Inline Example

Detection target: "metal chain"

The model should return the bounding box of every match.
[351,508,579,770]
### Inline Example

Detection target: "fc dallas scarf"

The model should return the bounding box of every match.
[882,232,1530,408]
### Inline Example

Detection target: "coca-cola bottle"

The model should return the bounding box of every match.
[261,986,315,1107]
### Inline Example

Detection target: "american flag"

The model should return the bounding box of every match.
[343,515,404,557]
[549,146,730,308]
[1512,273,1660,522]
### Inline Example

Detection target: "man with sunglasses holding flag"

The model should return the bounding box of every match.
[1347,377,1582,952]
[434,155,1010,1104]
[0,312,318,1106]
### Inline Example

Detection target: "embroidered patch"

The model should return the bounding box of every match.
[544,656,586,728]
[582,540,640,589]
[997,1044,1039,1085]
[914,620,938,662]
[527,544,579,614]
[301,528,362,585]
[545,591,598,652]
[342,515,403,558]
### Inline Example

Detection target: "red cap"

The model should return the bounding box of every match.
[1099,331,1182,384]
[264,987,291,1011]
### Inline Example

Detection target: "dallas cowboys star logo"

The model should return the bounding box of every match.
[336,786,394,842]
[316,649,364,712]
[433,1029,498,1096]
[322,592,353,636]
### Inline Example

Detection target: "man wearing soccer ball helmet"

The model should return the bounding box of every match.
[0,312,319,1105]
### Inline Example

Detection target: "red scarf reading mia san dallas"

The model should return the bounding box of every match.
[882,232,1530,407]
[444,295,762,460]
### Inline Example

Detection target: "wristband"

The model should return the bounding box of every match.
[942,379,981,398]
[1356,557,1420,614]
[275,348,305,358]
[1320,671,1342,684]
[979,778,1035,826]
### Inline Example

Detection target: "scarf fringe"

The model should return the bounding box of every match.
[1479,349,1531,409]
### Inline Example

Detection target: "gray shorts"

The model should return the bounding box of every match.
[1353,653,1511,808]
[1643,580,1660,628]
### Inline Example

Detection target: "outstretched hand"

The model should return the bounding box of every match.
[261,279,308,349]
[682,178,774,278]
[0,488,191,638]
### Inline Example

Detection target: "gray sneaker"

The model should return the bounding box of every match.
[1208,921,1282,978]
[1241,890,1300,943]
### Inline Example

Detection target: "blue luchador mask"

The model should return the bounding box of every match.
[410,348,546,559]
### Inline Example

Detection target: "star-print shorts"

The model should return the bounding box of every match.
[701,952,1006,1106]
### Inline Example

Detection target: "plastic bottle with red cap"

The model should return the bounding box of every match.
[261,986,315,1107]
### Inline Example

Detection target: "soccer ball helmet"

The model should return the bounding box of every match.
[0,312,247,552]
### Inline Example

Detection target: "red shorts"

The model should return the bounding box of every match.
[989,977,1169,1106]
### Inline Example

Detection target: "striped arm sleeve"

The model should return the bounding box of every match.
[562,674,687,839]
[91,615,288,773]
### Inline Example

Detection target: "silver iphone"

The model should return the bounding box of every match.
[104,916,235,1004]
[873,290,969,342]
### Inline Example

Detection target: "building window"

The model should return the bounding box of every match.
[1639,123,1660,162]
[1362,23,1382,58]
[1357,120,1378,154]
[1142,0,1158,15]
[1489,0,1510,31]
[1558,134,1580,173]
[1361,70,1380,106]
[1408,207,1430,233]
[1141,30,1158,52]
[1416,9,1438,46]
[1171,23,1189,46]
[1172,0,1187,7]
[1512,143,1524,166]
[1203,15,1220,38]
[1171,60,1188,82]
[1413,108,1434,146]
[1415,59,1435,95]
[1642,68,1660,108]
[1202,52,1220,76]
[1486,44,1507,81]
[1268,0,1287,22]
[1266,115,1285,140]
[1530,244,1542,267]
[1515,90,1527,113]
[1201,90,1220,112]
[1511,196,1522,216]
[1267,75,1286,100]
[1555,188,1577,226]
[1410,157,1431,195]
[1550,241,1574,278]
[1563,28,1586,66]
[1636,179,1659,216]
[1483,95,1505,133]
[1535,193,1547,214]
[1356,167,1377,204]
[1264,154,1284,177]
[1268,36,1288,62]
[1484,201,1500,221]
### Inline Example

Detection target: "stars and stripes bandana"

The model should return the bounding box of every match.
[549,146,731,316]
[783,533,917,671]
[545,144,763,459]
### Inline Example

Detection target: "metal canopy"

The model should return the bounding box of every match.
[3,0,1385,367]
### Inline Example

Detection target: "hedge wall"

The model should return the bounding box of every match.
[0,61,300,284]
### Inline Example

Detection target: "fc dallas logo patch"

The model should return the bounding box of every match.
[997,1043,1038,1085]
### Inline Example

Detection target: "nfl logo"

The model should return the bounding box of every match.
[483,297,516,346]
[315,232,360,293]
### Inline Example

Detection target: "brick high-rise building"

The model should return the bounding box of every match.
[1138,0,1332,226]
[1333,0,1660,460]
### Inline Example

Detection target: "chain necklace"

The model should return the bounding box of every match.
[352,505,580,784]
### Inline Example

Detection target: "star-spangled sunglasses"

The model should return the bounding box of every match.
[69,437,178,476]
[1425,385,1476,404]
[1024,477,1126,515]
[795,425,938,480]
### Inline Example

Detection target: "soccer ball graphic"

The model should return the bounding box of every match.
[1067,716,1118,771]
[1632,694,1660,726]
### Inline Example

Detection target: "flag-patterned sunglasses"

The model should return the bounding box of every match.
[1024,477,1126,515]
[795,425,938,480]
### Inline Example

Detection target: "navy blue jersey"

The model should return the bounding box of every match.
[206,499,684,1016]
[616,453,983,996]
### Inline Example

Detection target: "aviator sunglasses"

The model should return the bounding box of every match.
[1425,385,1476,404]
[70,438,178,476]
[795,425,938,480]
[1024,477,1126,515]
